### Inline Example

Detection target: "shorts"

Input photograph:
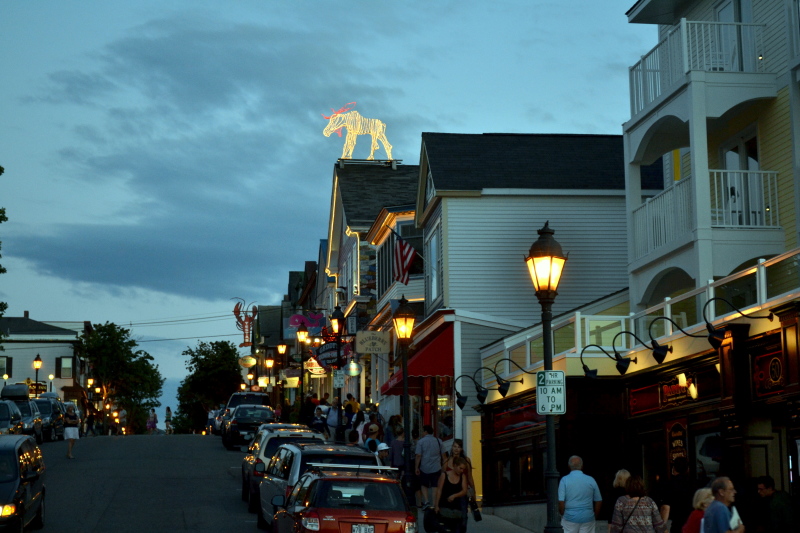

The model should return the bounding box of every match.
[64,427,80,440]
[419,469,441,488]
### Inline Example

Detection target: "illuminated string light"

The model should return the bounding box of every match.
[322,102,393,160]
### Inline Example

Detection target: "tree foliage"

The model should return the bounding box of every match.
[176,340,241,432]
[75,322,164,433]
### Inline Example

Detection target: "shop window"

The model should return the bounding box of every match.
[695,432,722,485]
[436,376,454,441]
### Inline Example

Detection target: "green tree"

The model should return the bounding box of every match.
[75,322,164,434]
[176,340,241,432]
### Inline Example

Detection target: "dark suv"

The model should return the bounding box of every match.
[33,397,65,442]
[0,435,46,531]
[0,400,24,436]
[0,385,43,444]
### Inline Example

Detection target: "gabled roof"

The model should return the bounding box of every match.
[335,163,420,228]
[0,317,79,337]
[421,132,641,191]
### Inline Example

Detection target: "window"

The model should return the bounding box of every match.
[0,357,11,379]
[57,357,73,379]
[376,222,424,297]
[425,223,442,304]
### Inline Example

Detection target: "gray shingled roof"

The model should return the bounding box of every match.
[422,133,662,191]
[336,163,420,227]
[0,317,79,337]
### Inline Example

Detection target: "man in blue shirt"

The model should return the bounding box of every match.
[704,476,745,533]
[558,456,602,533]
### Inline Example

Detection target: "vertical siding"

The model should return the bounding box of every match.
[759,86,797,248]
[444,195,628,323]
[457,322,513,413]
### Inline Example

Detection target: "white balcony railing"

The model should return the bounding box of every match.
[485,247,800,384]
[630,19,766,116]
[632,170,780,260]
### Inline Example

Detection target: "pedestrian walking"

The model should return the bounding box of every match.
[446,439,476,531]
[64,404,81,459]
[206,406,217,434]
[376,442,391,466]
[609,475,665,533]
[434,456,469,533]
[165,407,173,435]
[147,408,158,435]
[681,488,713,533]
[415,424,446,510]
[390,426,406,469]
[557,455,603,533]
[756,475,795,532]
[352,411,367,445]
[702,477,744,533]
[85,410,96,437]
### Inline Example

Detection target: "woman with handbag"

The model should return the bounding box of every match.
[434,457,469,533]
[609,476,666,533]
[445,440,481,527]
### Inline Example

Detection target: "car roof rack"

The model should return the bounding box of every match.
[305,463,398,476]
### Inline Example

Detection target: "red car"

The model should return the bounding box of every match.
[269,466,417,533]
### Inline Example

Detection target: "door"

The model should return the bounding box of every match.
[720,130,761,226]
[715,0,756,71]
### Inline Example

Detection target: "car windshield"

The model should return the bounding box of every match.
[313,480,405,511]
[234,407,274,420]
[229,394,269,408]
[300,453,376,473]
[263,437,321,459]
[16,403,32,417]
[34,401,52,415]
[0,454,16,483]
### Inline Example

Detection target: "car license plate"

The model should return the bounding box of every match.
[352,525,374,533]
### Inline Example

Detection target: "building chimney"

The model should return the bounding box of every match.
[24,311,29,319]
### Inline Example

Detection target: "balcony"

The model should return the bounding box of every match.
[630,19,769,118]
[483,246,800,384]
[631,170,780,261]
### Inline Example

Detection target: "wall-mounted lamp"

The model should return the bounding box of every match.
[702,297,773,349]
[472,366,522,398]
[579,344,637,378]
[647,316,707,364]
[454,375,500,409]
[676,373,698,399]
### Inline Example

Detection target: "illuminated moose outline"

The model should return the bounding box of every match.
[322,102,393,160]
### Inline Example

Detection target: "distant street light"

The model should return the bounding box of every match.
[33,354,43,397]
[48,374,54,392]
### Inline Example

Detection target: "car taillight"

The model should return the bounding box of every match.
[253,459,264,477]
[404,513,417,533]
[301,510,320,531]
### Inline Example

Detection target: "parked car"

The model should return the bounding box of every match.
[33,397,65,442]
[241,425,324,512]
[221,404,275,449]
[0,401,24,436]
[0,385,43,444]
[270,467,415,533]
[255,443,380,530]
[226,392,271,411]
[0,435,46,531]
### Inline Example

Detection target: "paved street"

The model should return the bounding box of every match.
[39,434,532,533]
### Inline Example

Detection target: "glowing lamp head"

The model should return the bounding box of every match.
[392,296,416,342]
[525,222,566,295]
[296,324,309,344]
[246,373,254,381]
[33,354,43,370]
[277,343,287,355]
[94,387,102,394]
[330,305,345,335]
[265,358,274,369]
[240,383,246,391]
[87,378,94,387]
[2,375,7,381]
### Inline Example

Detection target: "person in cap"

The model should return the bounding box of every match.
[365,424,381,452]
[376,442,391,466]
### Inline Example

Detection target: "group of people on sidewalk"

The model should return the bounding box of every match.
[556,455,795,533]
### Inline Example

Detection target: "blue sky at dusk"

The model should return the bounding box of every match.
[0,1,654,411]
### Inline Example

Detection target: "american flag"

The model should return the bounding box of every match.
[393,233,417,285]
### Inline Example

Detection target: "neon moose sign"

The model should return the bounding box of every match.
[322,102,393,160]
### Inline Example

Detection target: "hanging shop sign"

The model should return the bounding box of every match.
[666,419,690,478]
[356,331,390,354]
[232,299,258,347]
[238,356,257,369]
[304,357,327,377]
[315,342,342,366]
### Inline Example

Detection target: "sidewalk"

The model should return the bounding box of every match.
[420,512,533,533]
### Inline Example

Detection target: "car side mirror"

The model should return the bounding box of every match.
[254,462,266,473]
[271,495,285,508]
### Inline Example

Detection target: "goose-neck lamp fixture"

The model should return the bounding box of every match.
[579,344,636,378]
[646,316,707,364]
[525,221,567,533]
[472,366,523,398]
[492,358,541,391]
[702,297,773,349]
[454,374,502,409]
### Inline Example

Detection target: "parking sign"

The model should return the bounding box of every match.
[536,371,566,415]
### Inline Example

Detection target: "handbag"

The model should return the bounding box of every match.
[438,507,463,520]
[469,498,482,522]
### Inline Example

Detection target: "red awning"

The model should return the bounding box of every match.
[380,324,454,396]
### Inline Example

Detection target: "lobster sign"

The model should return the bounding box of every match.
[322,102,393,160]
[232,298,258,348]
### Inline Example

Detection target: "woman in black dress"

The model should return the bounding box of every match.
[434,456,469,533]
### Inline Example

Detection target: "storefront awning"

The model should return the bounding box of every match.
[380,325,454,396]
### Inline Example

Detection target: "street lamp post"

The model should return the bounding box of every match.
[277,343,287,405]
[296,325,309,407]
[48,374,54,393]
[330,306,347,444]
[525,221,567,533]
[32,354,42,398]
[392,296,416,499]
